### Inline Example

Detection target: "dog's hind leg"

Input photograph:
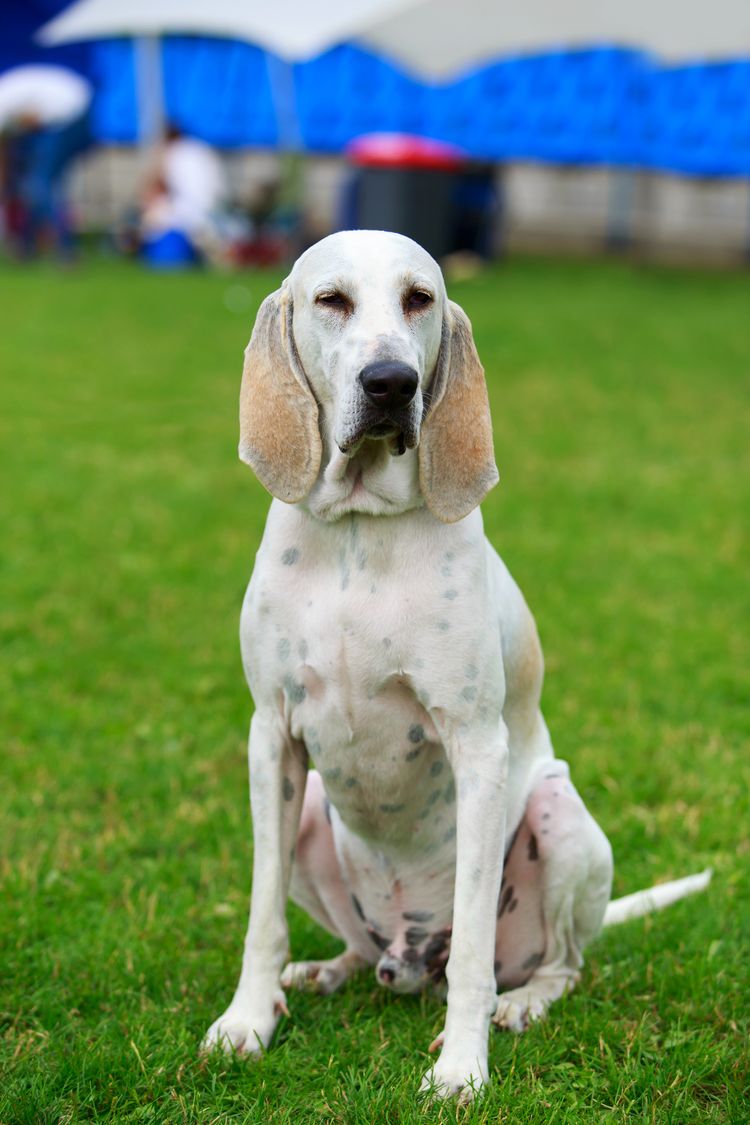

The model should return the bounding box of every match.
[492,761,613,1032]
[283,770,373,994]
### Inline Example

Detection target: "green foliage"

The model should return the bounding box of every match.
[1,257,747,1123]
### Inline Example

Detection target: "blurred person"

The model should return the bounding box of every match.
[0,64,93,259]
[140,124,234,265]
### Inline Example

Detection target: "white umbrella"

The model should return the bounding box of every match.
[38,0,750,71]
[38,1,419,143]
[362,0,750,74]
[35,1,750,250]
[0,65,92,130]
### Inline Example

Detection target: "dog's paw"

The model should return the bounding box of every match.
[419,1050,488,1103]
[202,993,288,1056]
[280,958,350,995]
[491,988,549,1033]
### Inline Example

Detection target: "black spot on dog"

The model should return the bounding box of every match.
[345,776,359,788]
[380,802,405,814]
[408,724,424,744]
[282,776,295,801]
[283,675,306,704]
[367,926,391,952]
[430,760,444,778]
[403,910,434,923]
[405,927,428,946]
[402,947,421,964]
[281,547,300,566]
[542,812,551,820]
[424,930,451,976]
[405,747,422,762]
[351,894,365,920]
[498,885,514,917]
[521,951,545,972]
[527,834,539,861]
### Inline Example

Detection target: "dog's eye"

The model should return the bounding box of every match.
[316,291,350,312]
[405,290,434,311]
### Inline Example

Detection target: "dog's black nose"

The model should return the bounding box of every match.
[360,362,418,411]
[378,965,396,984]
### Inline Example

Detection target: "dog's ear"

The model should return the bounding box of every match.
[239,283,321,503]
[418,300,499,523]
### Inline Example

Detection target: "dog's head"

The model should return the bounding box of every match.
[239,230,498,523]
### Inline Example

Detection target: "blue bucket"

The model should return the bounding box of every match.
[142,229,198,269]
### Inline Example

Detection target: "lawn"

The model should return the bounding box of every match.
[1,254,748,1124]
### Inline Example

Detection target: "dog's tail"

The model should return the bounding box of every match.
[602,868,713,927]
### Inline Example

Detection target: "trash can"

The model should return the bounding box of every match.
[346,133,468,260]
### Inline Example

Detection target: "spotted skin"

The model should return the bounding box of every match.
[285,760,611,1003]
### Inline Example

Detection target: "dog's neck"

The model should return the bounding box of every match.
[302,435,423,523]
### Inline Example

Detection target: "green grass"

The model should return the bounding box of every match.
[1,255,748,1123]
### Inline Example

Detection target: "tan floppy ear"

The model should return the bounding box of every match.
[239,283,321,503]
[418,300,499,523]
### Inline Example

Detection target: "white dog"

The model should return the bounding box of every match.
[203,230,711,1100]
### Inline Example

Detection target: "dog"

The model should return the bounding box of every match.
[203,230,711,1101]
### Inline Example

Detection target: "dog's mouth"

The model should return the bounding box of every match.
[338,411,419,458]
[367,421,410,457]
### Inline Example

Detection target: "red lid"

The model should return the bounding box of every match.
[347,132,467,170]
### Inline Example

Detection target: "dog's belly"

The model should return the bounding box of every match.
[331,806,456,983]
[290,656,457,851]
[287,667,459,986]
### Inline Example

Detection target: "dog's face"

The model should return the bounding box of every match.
[290,230,445,458]
[239,230,498,523]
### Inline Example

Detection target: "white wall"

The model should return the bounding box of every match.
[66,147,750,266]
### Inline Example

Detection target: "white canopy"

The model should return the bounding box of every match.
[0,65,92,129]
[37,0,411,63]
[37,0,750,75]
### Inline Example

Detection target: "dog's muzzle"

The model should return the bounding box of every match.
[352,361,420,455]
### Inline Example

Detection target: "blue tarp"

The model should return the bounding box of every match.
[3,13,750,176]
[90,38,750,176]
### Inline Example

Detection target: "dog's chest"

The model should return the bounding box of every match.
[243,506,495,844]
[259,571,453,844]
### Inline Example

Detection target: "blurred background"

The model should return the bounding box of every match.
[2,6,749,1121]
[3,0,750,267]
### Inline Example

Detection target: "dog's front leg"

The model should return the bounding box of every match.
[204,708,306,1055]
[421,722,509,1102]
